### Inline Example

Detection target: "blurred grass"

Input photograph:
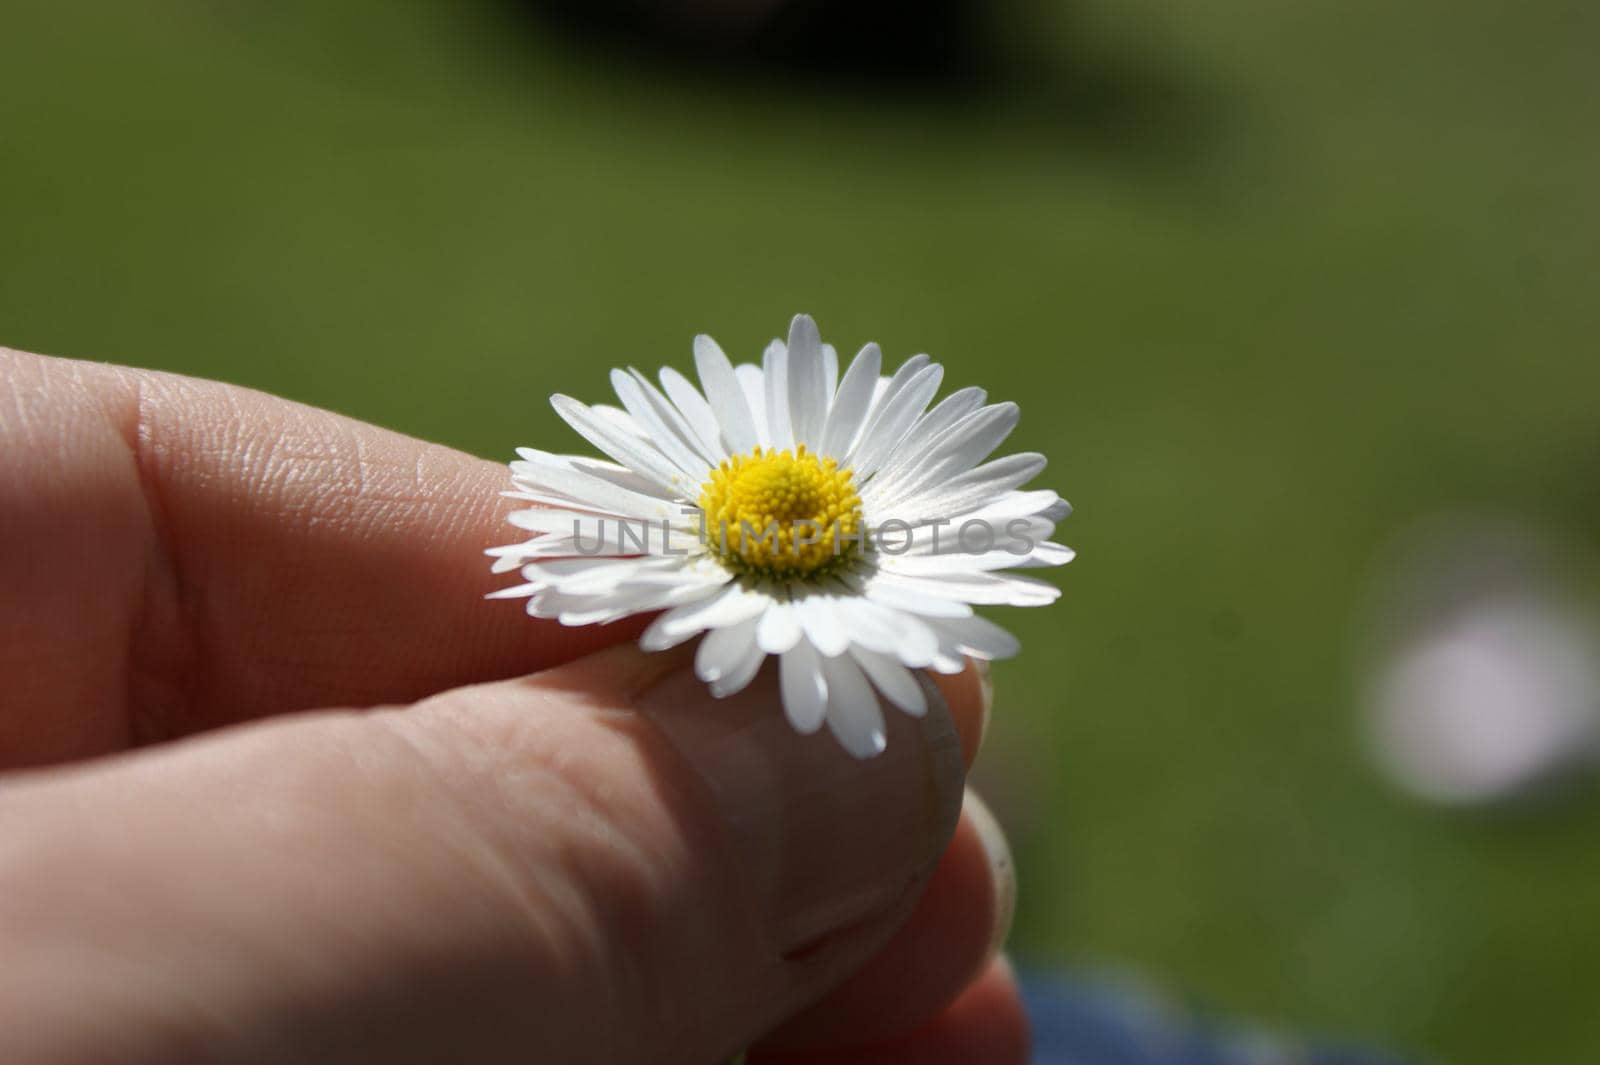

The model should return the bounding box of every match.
[3,1,1599,1060]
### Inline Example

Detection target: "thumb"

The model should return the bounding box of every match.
[0,644,974,1065]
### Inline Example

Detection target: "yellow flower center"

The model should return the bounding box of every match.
[698,445,864,579]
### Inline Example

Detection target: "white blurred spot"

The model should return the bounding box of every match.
[1371,599,1600,804]
[1360,515,1600,805]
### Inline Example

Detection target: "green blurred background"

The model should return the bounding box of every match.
[4,1,1599,1060]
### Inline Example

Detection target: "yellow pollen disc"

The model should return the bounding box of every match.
[698,444,864,579]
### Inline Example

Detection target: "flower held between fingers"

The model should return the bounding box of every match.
[488,314,1073,757]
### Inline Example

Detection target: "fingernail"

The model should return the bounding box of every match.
[974,659,994,759]
[929,660,993,769]
[962,787,1016,957]
[638,662,966,953]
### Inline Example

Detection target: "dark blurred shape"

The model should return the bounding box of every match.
[503,0,1207,156]
[514,0,992,86]
[761,0,993,85]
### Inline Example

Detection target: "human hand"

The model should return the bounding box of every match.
[0,348,1026,1064]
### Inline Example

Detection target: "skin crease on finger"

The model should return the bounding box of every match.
[0,348,1027,1063]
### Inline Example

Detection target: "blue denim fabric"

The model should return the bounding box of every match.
[1019,971,1416,1065]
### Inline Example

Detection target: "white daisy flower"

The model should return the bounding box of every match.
[488,314,1073,757]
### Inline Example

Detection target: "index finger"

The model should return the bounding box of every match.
[0,348,636,764]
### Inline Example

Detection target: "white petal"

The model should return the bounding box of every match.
[785,313,828,450]
[943,403,1022,472]
[533,578,713,626]
[485,581,542,599]
[849,364,945,478]
[822,343,839,400]
[874,570,1061,607]
[513,448,679,503]
[640,583,759,651]
[850,647,928,717]
[591,404,646,438]
[755,600,803,654]
[833,595,940,667]
[885,539,1070,572]
[489,552,528,574]
[522,555,674,595]
[501,524,651,561]
[735,363,769,446]
[599,555,708,588]
[886,514,1052,561]
[762,339,793,451]
[871,353,932,412]
[694,334,760,454]
[658,366,727,460]
[695,615,761,682]
[612,369,716,476]
[509,451,672,521]
[827,595,899,655]
[882,550,996,575]
[868,375,892,411]
[504,507,606,534]
[780,639,828,734]
[863,575,977,618]
[863,386,987,488]
[897,452,1047,520]
[820,342,881,459]
[881,491,1068,557]
[821,654,887,758]
[710,629,767,698]
[1027,542,1077,567]
[795,593,849,657]
[926,615,1022,660]
[867,402,1021,511]
[944,489,1066,526]
[854,352,930,444]
[1013,533,1075,563]
[550,395,690,496]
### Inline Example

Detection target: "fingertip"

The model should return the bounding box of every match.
[755,788,1015,1051]
[752,957,1030,1065]
[930,659,991,769]
[904,956,1032,1065]
[934,956,1031,1065]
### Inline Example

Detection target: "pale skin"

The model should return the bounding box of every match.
[0,347,1028,1065]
